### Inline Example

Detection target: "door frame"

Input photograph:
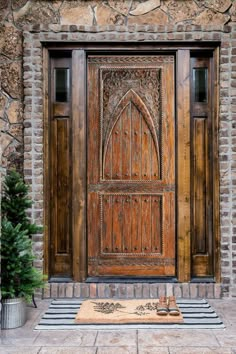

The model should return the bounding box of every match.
[43,43,220,283]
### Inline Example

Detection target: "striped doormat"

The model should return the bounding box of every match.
[35,299,225,330]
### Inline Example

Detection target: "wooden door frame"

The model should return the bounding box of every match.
[43,43,220,283]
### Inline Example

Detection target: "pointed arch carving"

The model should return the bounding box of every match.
[103,89,160,180]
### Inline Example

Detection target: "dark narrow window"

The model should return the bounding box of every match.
[193,68,208,103]
[55,68,70,102]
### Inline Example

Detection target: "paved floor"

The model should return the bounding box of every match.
[1,299,236,354]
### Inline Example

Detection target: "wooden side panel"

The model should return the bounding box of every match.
[191,57,214,278]
[49,56,72,278]
[51,117,72,275]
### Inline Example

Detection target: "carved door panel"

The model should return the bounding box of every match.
[87,55,175,277]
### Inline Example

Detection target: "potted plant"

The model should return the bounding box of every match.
[1,171,45,329]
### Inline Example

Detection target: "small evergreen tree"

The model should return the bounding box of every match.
[2,171,40,237]
[1,220,44,301]
[1,170,44,301]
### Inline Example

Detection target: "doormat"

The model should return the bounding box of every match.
[35,299,225,330]
[75,299,183,324]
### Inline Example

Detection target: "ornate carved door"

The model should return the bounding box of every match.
[87,55,175,277]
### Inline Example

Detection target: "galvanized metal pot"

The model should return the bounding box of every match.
[1,298,26,329]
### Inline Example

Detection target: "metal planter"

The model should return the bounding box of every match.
[1,297,26,329]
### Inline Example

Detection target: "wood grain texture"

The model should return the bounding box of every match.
[87,55,175,277]
[177,50,191,282]
[56,118,70,254]
[49,56,72,278]
[101,194,162,255]
[193,118,207,254]
[45,45,219,283]
[72,50,86,281]
[104,101,159,181]
[190,56,214,278]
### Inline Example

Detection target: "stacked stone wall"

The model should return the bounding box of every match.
[1,0,236,172]
[1,0,236,297]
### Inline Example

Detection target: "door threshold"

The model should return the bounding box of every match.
[86,277,178,283]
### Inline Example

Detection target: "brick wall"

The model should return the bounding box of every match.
[42,282,222,300]
[1,1,236,298]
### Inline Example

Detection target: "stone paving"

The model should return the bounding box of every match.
[1,299,236,354]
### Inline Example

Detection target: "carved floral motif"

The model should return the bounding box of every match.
[101,67,162,145]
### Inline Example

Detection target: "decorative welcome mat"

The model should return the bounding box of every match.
[35,299,225,330]
[75,299,183,324]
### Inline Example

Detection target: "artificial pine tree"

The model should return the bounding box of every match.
[2,170,40,237]
[1,220,44,300]
[1,170,44,301]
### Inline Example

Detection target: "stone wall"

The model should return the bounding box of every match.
[1,1,235,171]
[1,0,236,298]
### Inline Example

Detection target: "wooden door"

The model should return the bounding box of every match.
[87,55,175,277]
